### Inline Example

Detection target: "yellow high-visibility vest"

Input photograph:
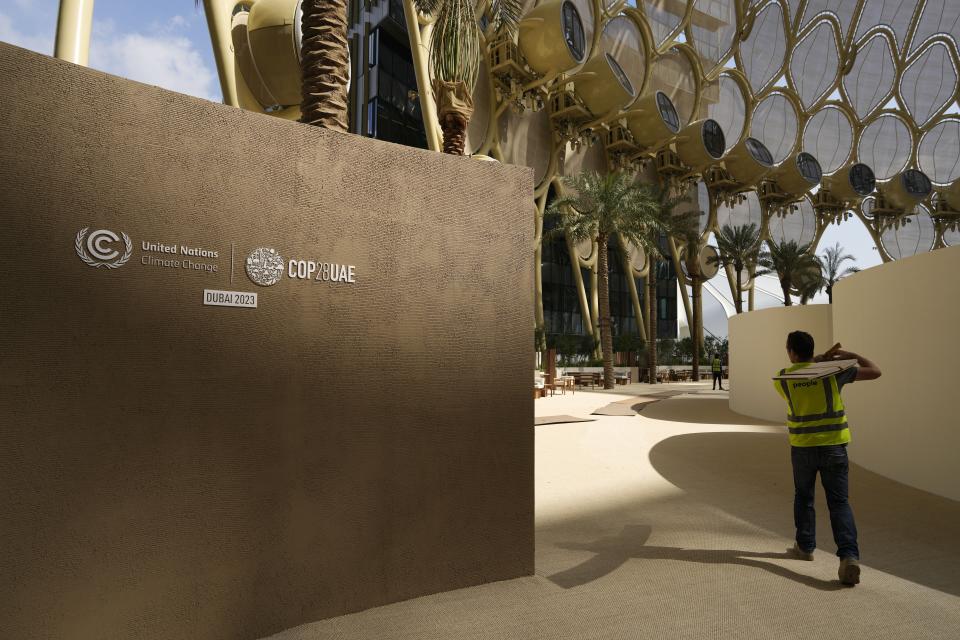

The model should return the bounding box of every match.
[712,358,722,373]
[773,363,850,447]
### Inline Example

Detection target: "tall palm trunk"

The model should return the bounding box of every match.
[691,276,701,381]
[430,0,480,155]
[647,259,658,384]
[733,261,744,314]
[684,244,701,381]
[597,232,615,389]
[781,279,793,306]
[435,81,473,154]
[826,284,833,304]
[300,0,350,131]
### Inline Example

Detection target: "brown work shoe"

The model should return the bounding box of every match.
[790,543,814,561]
[839,557,860,585]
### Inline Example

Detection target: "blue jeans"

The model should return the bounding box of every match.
[791,444,859,559]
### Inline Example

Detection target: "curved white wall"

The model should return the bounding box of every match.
[832,246,960,502]
[729,304,833,423]
[729,246,960,502]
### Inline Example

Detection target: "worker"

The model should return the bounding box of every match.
[711,353,724,390]
[774,331,881,586]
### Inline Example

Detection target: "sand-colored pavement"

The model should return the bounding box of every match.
[266,383,960,640]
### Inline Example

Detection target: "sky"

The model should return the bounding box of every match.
[1,1,895,337]
[0,0,222,102]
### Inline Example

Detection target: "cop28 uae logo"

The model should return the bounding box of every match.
[245,247,284,286]
[75,227,133,268]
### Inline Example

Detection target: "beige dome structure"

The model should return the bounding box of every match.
[390,0,960,344]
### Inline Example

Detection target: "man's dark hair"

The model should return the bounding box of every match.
[787,331,815,360]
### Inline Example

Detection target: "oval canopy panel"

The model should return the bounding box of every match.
[880,206,936,260]
[498,107,554,185]
[790,20,840,109]
[649,48,697,126]
[751,93,798,165]
[740,2,787,94]
[600,15,646,103]
[803,106,853,175]
[701,74,746,152]
[644,0,685,47]
[858,115,912,181]
[717,190,763,231]
[919,120,960,185]
[768,197,817,247]
[690,0,737,73]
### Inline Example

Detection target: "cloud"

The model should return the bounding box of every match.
[0,11,219,103]
[0,12,54,55]
[90,26,219,102]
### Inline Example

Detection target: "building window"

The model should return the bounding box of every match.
[366,100,377,137]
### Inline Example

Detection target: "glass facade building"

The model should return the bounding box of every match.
[347,0,427,149]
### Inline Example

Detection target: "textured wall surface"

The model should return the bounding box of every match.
[0,43,534,640]
[833,246,960,502]
[729,304,833,423]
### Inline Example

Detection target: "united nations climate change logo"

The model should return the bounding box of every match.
[245,247,284,286]
[75,227,132,268]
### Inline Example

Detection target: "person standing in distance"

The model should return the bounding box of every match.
[711,353,724,390]
[774,331,881,586]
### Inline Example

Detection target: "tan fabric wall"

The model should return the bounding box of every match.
[729,305,833,423]
[728,246,960,502]
[833,245,960,502]
[0,43,534,640]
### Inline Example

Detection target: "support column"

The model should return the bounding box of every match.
[54,0,95,66]
[200,0,241,106]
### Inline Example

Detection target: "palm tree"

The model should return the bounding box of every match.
[679,230,705,380]
[413,0,522,154]
[756,239,820,306]
[795,264,824,305]
[298,0,351,130]
[633,188,697,385]
[818,242,860,303]
[708,223,762,314]
[546,172,675,389]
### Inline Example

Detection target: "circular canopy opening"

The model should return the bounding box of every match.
[702,120,726,159]
[657,91,680,133]
[796,152,822,184]
[745,137,773,166]
[606,53,635,97]
[562,1,586,63]
[849,163,876,196]
[901,169,932,197]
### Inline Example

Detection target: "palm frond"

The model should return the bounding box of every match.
[490,0,524,36]
[546,171,678,253]
[707,223,761,268]
[818,242,859,284]
[430,0,482,87]
[412,0,444,17]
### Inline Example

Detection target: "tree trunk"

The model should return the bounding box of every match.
[691,276,700,381]
[781,279,793,306]
[300,0,350,131]
[733,263,744,314]
[597,233,615,389]
[826,284,833,304]
[434,79,474,155]
[647,258,658,384]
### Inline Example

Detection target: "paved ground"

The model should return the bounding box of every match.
[265,383,960,640]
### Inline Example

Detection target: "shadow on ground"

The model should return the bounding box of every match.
[649,431,960,597]
[641,397,782,426]
[548,524,842,591]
